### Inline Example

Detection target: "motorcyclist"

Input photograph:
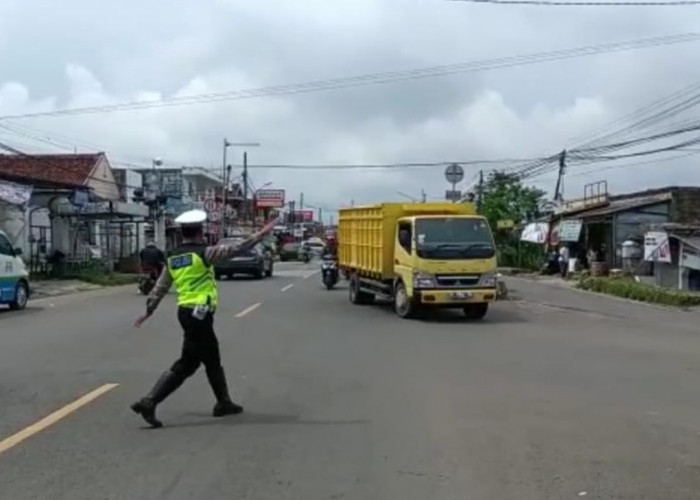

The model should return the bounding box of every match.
[139,240,165,278]
[322,235,338,260]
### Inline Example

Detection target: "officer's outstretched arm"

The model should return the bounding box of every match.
[204,219,279,264]
[205,236,261,264]
[145,267,173,315]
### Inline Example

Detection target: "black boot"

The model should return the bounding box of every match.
[207,366,244,417]
[131,370,183,428]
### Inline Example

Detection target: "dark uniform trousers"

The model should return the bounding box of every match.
[171,307,222,382]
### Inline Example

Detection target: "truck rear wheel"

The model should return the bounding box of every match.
[463,303,488,320]
[394,281,417,319]
[349,276,374,305]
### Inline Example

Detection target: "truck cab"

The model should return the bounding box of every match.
[392,215,497,318]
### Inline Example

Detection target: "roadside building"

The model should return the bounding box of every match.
[0,153,148,274]
[551,185,700,272]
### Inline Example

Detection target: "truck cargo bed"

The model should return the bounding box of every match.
[338,202,477,280]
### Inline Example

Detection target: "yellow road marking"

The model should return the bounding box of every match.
[281,284,294,292]
[0,383,119,456]
[235,302,262,318]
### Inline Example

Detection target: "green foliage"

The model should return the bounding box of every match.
[480,171,545,233]
[480,171,546,270]
[578,277,700,307]
[497,242,544,270]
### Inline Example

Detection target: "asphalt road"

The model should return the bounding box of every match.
[1,265,700,499]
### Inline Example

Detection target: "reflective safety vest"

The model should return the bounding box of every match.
[167,244,218,308]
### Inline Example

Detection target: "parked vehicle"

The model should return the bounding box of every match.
[299,244,312,263]
[0,230,30,310]
[303,238,325,257]
[321,256,339,290]
[214,238,273,279]
[338,203,497,319]
[279,242,301,262]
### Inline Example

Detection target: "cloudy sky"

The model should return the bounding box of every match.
[1,0,699,219]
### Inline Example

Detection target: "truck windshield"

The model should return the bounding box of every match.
[415,218,495,260]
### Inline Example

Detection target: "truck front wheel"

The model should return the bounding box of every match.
[394,281,417,319]
[463,303,488,320]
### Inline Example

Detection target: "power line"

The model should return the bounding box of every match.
[2,32,700,121]
[246,158,532,170]
[447,0,700,5]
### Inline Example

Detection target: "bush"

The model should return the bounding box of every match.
[497,242,543,271]
[577,277,700,307]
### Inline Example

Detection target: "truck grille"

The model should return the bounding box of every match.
[435,274,481,288]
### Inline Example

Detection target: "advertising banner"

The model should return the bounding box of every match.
[644,231,671,263]
[0,179,32,206]
[255,189,285,208]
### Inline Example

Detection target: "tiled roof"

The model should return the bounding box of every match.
[0,153,103,188]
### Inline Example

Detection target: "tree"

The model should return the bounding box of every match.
[479,171,546,269]
[480,171,545,229]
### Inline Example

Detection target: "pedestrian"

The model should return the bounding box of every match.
[131,209,278,428]
[558,244,570,278]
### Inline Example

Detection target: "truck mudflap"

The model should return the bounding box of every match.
[415,288,497,306]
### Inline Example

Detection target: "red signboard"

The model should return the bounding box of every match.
[255,189,285,208]
[291,210,314,222]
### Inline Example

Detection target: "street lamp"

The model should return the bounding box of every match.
[221,140,261,237]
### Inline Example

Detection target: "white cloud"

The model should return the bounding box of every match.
[1,0,700,218]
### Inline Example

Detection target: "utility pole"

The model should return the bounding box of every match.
[299,192,304,211]
[221,139,230,240]
[220,140,260,235]
[243,151,249,223]
[553,149,567,202]
[421,189,427,203]
[221,164,231,237]
[318,207,323,225]
[546,150,567,251]
[476,169,484,213]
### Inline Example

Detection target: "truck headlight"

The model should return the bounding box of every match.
[413,272,436,289]
[478,273,497,287]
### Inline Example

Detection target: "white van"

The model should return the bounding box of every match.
[0,230,30,310]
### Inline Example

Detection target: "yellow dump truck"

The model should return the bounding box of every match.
[338,202,498,319]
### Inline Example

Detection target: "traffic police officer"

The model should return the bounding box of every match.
[132,209,277,428]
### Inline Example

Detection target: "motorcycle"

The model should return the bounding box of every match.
[137,266,160,295]
[321,256,339,290]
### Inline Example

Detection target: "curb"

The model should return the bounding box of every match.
[504,276,696,313]
[28,284,135,304]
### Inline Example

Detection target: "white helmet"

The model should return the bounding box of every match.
[174,209,207,226]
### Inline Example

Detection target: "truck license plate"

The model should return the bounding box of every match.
[451,292,472,300]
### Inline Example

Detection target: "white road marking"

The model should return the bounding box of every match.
[281,284,294,292]
[303,270,320,280]
[235,302,262,318]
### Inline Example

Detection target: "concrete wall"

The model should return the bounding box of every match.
[671,188,700,224]
[86,156,120,201]
[654,262,681,289]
